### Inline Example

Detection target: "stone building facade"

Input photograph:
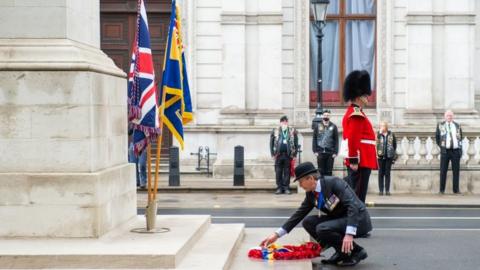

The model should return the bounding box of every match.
[176,0,480,193]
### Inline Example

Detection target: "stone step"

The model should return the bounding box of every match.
[229,228,313,270]
[173,224,245,270]
[0,215,211,269]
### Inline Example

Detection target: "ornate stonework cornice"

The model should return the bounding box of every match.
[406,13,476,25]
[221,12,283,25]
[0,39,125,77]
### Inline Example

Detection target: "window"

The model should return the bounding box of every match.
[310,0,376,107]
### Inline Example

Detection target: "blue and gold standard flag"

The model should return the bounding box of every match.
[159,0,193,150]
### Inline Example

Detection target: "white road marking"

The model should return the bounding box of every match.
[373,228,480,231]
[211,216,480,220]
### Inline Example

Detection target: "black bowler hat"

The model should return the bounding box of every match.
[293,162,318,182]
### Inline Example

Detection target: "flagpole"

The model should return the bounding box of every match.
[153,122,164,201]
[153,86,167,201]
[146,144,153,203]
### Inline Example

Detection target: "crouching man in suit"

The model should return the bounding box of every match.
[260,162,372,266]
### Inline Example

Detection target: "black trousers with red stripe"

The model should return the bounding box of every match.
[347,167,371,203]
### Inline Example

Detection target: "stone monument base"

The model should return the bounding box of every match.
[0,215,244,269]
[0,164,135,238]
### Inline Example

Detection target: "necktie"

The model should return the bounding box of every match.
[448,123,454,149]
[314,192,324,209]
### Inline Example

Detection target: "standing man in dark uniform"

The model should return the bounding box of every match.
[270,115,299,195]
[260,162,372,266]
[341,70,378,203]
[436,110,463,194]
[313,109,339,176]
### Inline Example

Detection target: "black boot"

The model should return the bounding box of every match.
[321,251,343,265]
[336,245,368,267]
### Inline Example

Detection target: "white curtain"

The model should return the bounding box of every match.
[346,0,375,14]
[345,20,376,88]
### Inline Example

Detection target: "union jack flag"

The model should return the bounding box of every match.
[128,0,160,155]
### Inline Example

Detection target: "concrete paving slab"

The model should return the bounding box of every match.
[176,224,244,270]
[230,228,313,270]
[0,215,210,269]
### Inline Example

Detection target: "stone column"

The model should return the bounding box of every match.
[0,0,135,237]
[256,1,283,114]
[220,0,248,124]
[404,0,478,125]
[293,0,310,126]
[376,0,394,124]
[442,0,476,111]
[219,0,283,125]
[405,0,434,113]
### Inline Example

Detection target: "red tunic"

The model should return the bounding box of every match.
[341,104,378,170]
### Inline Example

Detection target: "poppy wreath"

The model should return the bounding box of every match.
[248,242,322,260]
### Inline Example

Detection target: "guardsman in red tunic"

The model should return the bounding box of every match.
[341,70,378,202]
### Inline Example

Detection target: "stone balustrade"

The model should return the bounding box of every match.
[391,131,480,168]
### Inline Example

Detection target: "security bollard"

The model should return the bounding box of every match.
[169,146,180,186]
[233,145,245,186]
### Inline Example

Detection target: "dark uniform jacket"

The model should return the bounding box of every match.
[270,126,299,158]
[376,131,397,159]
[281,176,372,235]
[435,121,462,154]
[312,122,339,155]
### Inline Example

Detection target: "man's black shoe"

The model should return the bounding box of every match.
[336,248,368,267]
[321,252,342,265]
[284,189,292,195]
[275,188,283,195]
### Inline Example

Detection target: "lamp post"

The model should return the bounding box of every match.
[310,0,330,130]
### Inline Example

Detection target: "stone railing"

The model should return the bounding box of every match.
[393,131,480,168]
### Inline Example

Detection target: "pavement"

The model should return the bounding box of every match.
[139,176,480,208]
[137,190,480,209]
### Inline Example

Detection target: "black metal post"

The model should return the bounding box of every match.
[169,146,180,186]
[312,22,325,130]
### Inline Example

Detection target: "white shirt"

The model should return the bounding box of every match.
[445,122,459,149]
[275,180,357,238]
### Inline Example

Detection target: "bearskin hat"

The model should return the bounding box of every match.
[343,70,372,102]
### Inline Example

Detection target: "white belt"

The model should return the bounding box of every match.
[360,139,376,145]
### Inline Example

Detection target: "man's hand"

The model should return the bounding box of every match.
[341,234,354,254]
[332,154,337,158]
[349,164,358,171]
[260,233,279,248]
[314,152,319,157]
